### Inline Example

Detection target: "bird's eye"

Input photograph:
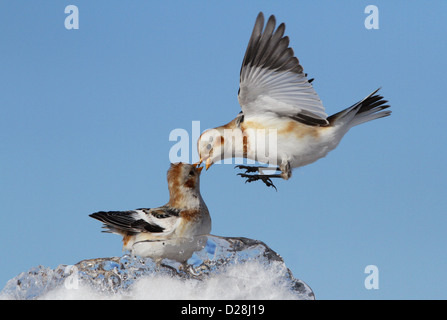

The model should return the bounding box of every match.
[206,144,212,150]
[189,170,195,176]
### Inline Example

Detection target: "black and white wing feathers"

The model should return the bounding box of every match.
[89,207,181,236]
[238,12,328,126]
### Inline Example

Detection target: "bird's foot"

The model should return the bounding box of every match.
[234,165,280,174]
[237,173,280,191]
[234,165,260,174]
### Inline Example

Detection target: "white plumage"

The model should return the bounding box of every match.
[90,163,211,261]
[197,12,390,188]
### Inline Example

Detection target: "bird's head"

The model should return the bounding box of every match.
[197,128,226,170]
[167,162,203,191]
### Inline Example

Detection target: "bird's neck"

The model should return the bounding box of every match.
[216,124,248,159]
[168,186,203,210]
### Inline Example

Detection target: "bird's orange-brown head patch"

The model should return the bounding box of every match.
[167,162,202,207]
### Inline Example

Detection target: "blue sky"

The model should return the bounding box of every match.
[1,1,446,299]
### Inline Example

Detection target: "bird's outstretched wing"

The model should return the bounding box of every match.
[238,12,328,126]
[89,206,181,236]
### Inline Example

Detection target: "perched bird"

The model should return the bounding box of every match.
[89,162,211,262]
[197,12,391,189]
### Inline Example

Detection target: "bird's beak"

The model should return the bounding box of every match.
[194,160,202,168]
[205,158,213,170]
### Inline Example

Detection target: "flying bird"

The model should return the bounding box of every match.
[89,162,211,262]
[197,12,391,189]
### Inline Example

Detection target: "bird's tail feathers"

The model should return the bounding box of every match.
[328,88,391,128]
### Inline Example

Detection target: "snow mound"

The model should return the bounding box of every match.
[0,235,314,300]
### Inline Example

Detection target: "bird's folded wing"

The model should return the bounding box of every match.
[89,207,180,235]
[238,12,328,126]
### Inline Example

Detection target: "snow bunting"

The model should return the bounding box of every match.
[89,162,211,261]
[197,12,391,189]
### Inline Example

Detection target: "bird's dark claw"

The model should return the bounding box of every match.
[237,173,278,191]
[234,165,260,174]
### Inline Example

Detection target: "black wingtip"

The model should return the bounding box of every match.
[89,211,108,222]
[240,11,304,81]
[89,211,102,220]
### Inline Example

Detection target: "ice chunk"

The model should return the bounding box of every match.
[1,235,314,300]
